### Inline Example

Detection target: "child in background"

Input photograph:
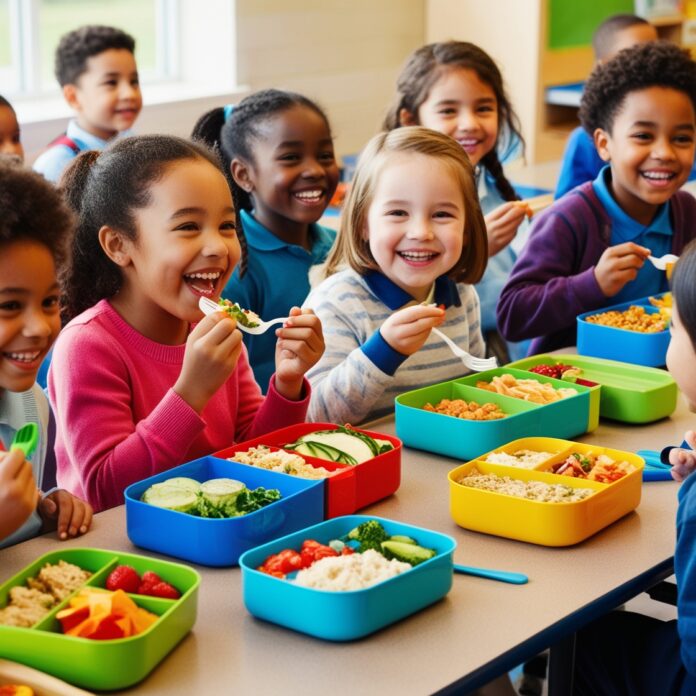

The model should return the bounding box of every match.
[33,25,141,183]
[50,135,324,512]
[0,96,24,162]
[572,242,696,695]
[303,127,487,424]
[498,42,696,354]
[555,14,658,199]
[0,161,92,548]
[191,90,339,391]
[384,41,529,362]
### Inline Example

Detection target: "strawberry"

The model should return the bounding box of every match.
[137,570,162,595]
[105,565,140,593]
[147,581,181,600]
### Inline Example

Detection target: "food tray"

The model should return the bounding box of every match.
[395,368,596,461]
[508,354,677,423]
[576,295,670,367]
[239,515,456,641]
[0,548,199,690]
[215,423,402,518]
[448,437,644,546]
[125,457,324,567]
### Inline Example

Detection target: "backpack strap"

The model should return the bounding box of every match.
[48,133,81,155]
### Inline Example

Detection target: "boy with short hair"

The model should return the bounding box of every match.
[0,160,92,547]
[498,41,696,354]
[33,25,141,183]
[555,14,658,199]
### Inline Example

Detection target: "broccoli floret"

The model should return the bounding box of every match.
[346,520,389,552]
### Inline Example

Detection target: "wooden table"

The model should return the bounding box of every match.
[2,398,690,695]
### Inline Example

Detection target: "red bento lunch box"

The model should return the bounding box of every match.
[214,423,402,518]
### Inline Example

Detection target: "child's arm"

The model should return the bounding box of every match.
[38,490,93,540]
[0,449,40,541]
[670,431,696,482]
[497,209,608,342]
[484,202,529,257]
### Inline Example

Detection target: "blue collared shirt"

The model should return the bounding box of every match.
[33,119,135,183]
[223,209,336,391]
[592,166,672,303]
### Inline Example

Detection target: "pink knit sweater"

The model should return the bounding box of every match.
[48,300,310,512]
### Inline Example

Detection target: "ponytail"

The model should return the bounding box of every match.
[480,149,518,202]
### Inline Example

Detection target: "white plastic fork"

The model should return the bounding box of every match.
[198,297,288,335]
[431,327,498,372]
[648,253,679,271]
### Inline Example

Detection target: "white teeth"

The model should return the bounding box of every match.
[294,190,322,200]
[6,352,40,362]
[643,171,674,180]
[399,251,437,260]
[185,272,221,280]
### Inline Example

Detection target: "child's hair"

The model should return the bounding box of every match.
[580,41,696,136]
[59,134,236,322]
[592,14,652,61]
[383,41,523,203]
[55,25,136,86]
[191,88,332,212]
[324,126,487,284]
[672,239,696,352]
[0,159,73,265]
[0,95,13,110]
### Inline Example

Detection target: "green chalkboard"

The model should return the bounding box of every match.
[548,0,635,49]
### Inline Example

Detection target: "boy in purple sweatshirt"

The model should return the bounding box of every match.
[498,42,696,355]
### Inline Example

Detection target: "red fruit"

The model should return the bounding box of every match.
[147,581,181,599]
[141,571,161,584]
[105,565,140,593]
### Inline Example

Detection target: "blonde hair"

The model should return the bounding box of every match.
[325,126,487,284]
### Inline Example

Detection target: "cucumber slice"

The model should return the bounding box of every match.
[199,478,245,507]
[388,535,417,545]
[380,540,436,566]
[141,485,199,513]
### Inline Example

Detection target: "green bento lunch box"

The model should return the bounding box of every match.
[0,548,200,690]
[508,354,677,424]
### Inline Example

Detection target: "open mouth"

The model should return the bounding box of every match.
[2,350,43,371]
[183,270,224,298]
[641,170,677,188]
[457,138,481,152]
[397,250,440,266]
[293,189,325,206]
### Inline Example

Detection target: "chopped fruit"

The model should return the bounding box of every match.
[137,570,162,596]
[529,363,581,381]
[106,565,140,594]
[147,581,181,600]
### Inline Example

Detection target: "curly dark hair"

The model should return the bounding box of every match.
[592,14,652,61]
[580,41,696,135]
[383,41,524,203]
[672,239,696,352]
[55,25,136,86]
[191,89,331,276]
[59,134,239,322]
[0,159,73,269]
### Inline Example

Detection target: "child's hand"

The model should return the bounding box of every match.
[274,308,325,400]
[484,202,528,257]
[594,242,650,297]
[0,449,40,540]
[174,312,243,413]
[381,304,446,356]
[38,489,93,540]
[670,431,696,482]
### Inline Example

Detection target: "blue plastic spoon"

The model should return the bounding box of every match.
[453,563,528,585]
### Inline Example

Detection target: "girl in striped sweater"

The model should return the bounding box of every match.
[304,127,488,424]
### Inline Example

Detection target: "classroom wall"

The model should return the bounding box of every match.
[426,0,542,164]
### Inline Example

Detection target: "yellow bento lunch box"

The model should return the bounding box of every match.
[448,437,644,546]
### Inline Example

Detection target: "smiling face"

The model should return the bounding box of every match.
[405,67,499,167]
[235,105,340,243]
[667,302,696,411]
[65,48,142,141]
[595,86,696,226]
[0,105,23,162]
[110,158,241,344]
[0,240,61,393]
[364,152,465,302]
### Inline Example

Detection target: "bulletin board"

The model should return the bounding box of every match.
[548,0,635,49]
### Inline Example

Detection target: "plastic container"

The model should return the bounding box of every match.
[577,296,670,367]
[0,548,199,690]
[508,354,677,423]
[215,423,402,518]
[448,437,644,546]
[239,515,456,641]
[395,368,596,461]
[125,457,324,567]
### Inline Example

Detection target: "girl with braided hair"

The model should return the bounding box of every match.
[384,41,529,361]
[192,90,339,390]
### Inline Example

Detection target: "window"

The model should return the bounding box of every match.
[1,0,178,97]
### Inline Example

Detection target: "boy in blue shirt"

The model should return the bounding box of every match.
[33,25,142,183]
[555,14,657,199]
[0,161,92,548]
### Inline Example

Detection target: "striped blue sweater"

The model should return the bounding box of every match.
[303,269,484,424]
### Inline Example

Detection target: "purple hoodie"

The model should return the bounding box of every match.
[497,182,696,354]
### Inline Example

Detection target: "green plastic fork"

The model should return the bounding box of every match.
[10,422,39,458]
